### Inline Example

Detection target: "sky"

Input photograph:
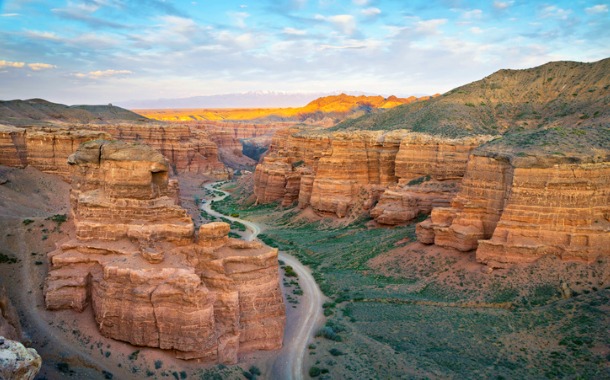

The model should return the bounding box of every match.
[0,0,609,105]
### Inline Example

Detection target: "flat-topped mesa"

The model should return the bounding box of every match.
[44,140,285,363]
[371,134,495,225]
[417,147,610,265]
[0,124,110,181]
[83,123,230,179]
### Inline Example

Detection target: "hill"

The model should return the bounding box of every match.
[332,58,610,142]
[0,99,148,126]
[135,93,432,122]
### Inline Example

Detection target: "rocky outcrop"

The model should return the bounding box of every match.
[0,337,42,380]
[309,131,407,217]
[253,128,331,206]
[0,125,110,181]
[0,123,230,181]
[0,288,41,380]
[44,140,285,363]
[418,152,610,264]
[84,124,229,178]
[254,129,494,219]
[370,134,494,224]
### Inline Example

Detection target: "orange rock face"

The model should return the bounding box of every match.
[371,134,493,224]
[253,129,492,220]
[418,153,610,264]
[0,125,110,181]
[253,128,331,205]
[84,124,230,178]
[44,140,285,363]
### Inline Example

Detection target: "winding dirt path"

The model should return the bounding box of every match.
[202,183,324,380]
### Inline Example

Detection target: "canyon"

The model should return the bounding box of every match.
[44,140,285,363]
[253,59,610,265]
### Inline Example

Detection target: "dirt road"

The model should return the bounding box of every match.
[202,183,324,380]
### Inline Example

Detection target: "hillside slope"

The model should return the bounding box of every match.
[333,58,610,139]
[0,99,148,125]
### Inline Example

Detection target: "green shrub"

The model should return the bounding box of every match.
[284,266,298,277]
[308,366,321,377]
[22,219,34,225]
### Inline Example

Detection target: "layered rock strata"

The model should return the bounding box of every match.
[0,123,230,181]
[254,129,493,219]
[0,124,109,181]
[85,123,229,178]
[44,140,285,363]
[418,152,610,264]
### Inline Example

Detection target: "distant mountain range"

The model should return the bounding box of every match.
[115,91,428,110]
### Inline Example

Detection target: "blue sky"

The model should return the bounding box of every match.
[0,0,608,105]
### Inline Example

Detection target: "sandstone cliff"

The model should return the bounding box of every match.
[418,126,610,264]
[0,123,230,181]
[44,141,285,363]
[0,125,110,181]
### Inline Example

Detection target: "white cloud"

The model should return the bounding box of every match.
[470,27,483,34]
[25,30,61,40]
[585,4,608,14]
[352,0,370,5]
[1,13,19,17]
[361,7,381,17]
[28,63,56,71]
[0,60,56,71]
[229,11,249,29]
[0,60,25,69]
[414,19,447,34]
[493,1,513,10]
[315,14,356,35]
[540,6,571,20]
[74,69,132,79]
[283,27,307,36]
[463,9,483,19]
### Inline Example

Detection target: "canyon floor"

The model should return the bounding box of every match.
[210,174,610,380]
[0,166,608,379]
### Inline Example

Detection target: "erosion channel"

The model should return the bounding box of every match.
[201,182,324,380]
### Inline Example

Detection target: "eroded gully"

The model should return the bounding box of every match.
[201,183,324,380]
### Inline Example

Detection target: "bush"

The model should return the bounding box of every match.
[23,219,34,225]
[0,253,17,264]
[309,366,321,377]
[249,366,261,376]
[284,266,298,277]
[128,350,140,361]
[154,360,163,369]
[329,348,344,356]
[316,326,342,342]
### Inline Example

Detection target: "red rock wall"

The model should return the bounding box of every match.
[418,154,610,264]
[44,141,285,363]
[476,163,610,264]
[0,125,110,180]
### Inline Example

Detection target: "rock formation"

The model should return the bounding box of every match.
[0,288,41,380]
[418,144,610,264]
[44,140,285,363]
[254,129,494,219]
[0,337,42,380]
[0,124,110,181]
[84,123,230,178]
